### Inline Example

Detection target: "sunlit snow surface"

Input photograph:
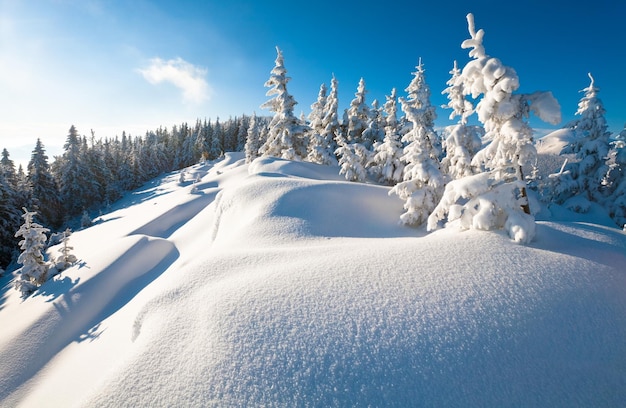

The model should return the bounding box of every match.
[0,153,625,407]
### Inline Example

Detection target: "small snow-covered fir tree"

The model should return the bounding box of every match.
[14,208,49,297]
[55,228,77,272]
[244,113,263,164]
[551,73,612,207]
[440,60,483,180]
[81,210,92,228]
[427,14,561,244]
[389,59,444,226]
[259,46,308,160]
[369,88,405,185]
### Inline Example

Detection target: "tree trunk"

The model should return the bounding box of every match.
[516,163,531,215]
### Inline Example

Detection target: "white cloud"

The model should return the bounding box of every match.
[138,57,211,104]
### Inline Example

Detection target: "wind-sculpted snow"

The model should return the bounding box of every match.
[0,235,178,405]
[0,153,625,407]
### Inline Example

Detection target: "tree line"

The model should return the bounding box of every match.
[0,116,259,270]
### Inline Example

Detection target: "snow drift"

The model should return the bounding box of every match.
[0,153,625,407]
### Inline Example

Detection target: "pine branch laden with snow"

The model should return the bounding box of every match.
[389,60,444,226]
[429,13,562,243]
[427,172,535,244]
[14,208,50,296]
[441,124,483,180]
[259,47,309,161]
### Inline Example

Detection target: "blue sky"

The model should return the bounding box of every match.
[1,0,625,166]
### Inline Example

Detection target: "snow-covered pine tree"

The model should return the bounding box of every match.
[551,73,612,207]
[440,60,483,180]
[319,75,341,164]
[361,99,385,150]
[389,59,444,226]
[245,113,263,163]
[604,126,626,226]
[1,148,17,189]
[55,228,77,272]
[235,115,250,152]
[369,88,405,185]
[14,208,50,297]
[0,170,20,268]
[306,83,335,164]
[54,126,94,218]
[427,13,561,244]
[14,165,33,216]
[259,46,308,160]
[335,131,368,182]
[209,118,223,159]
[344,78,371,145]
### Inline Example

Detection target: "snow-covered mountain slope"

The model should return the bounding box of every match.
[535,128,576,156]
[1,153,625,407]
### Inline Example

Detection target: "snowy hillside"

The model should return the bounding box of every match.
[1,153,625,407]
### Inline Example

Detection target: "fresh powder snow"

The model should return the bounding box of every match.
[0,152,625,407]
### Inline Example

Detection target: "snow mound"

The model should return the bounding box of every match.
[1,154,625,407]
[210,156,415,245]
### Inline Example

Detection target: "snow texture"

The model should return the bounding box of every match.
[0,153,625,407]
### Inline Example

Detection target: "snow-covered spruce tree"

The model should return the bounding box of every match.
[551,73,612,207]
[53,126,95,218]
[335,131,368,182]
[389,59,444,226]
[244,113,263,163]
[344,78,371,144]
[14,208,50,297]
[55,228,77,272]
[209,118,223,159]
[306,83,335,164]
[259,46,308,160]
[604,126,626,226]
[607,147,626,227]
[361,99,385,150]
[0,170,20,268]
[369,88,405,185]
[319,75,342,164]
[440,60,483,180]
[427,13,561,244]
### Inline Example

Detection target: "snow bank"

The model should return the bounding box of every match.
[1,153,625,407]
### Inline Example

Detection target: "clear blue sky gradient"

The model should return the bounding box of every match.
[1,0,625,165]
